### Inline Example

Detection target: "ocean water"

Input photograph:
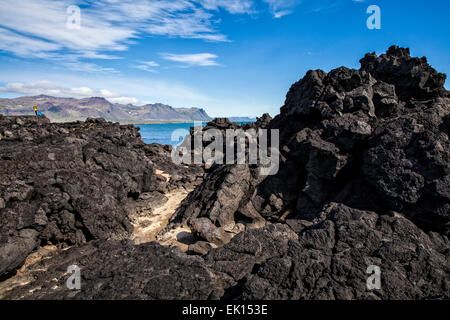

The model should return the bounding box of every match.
[136,123,206,146]
[136,122,254,146]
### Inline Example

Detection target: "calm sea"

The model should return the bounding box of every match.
[136,123,206,146]
[136,122,252,146]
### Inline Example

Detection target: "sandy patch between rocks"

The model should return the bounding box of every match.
[156,225,194,252]
[155,169,171,181]
[131,187,193,248]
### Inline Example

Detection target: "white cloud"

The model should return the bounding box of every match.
[0,69,212,107]
[0,1,134,56]
[77,52,122,60]
[100,89,115,97]
[162,53,220,67]
[70,87,96,96]
[0,0,242,61]
[61,60,119,73]
[134,60,160,73]
[141,61,160,67]
[0,0,309,66]
[196,0,254,14]
[0,28,61,59]
[141,5,229,41]
[108,96,140,105]
[273,10,291,18]
[263,0,301,18]
[134,65,158,73]
[0,0,306,63]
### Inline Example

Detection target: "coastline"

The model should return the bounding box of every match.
[35,117,208,125]
[120,120,206,125]
[2,113,254,125]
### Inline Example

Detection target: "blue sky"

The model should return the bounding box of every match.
[0,0,449,117]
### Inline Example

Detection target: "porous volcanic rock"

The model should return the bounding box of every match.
[0,116,202,277]
[169,46,449,252]
[157,46,449,300]
[268,46,449,236]
[162,114,276,245]
[143,143,204,191]
[0,240,215,300]
[236,203,450,300]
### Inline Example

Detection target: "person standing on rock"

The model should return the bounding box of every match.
[33,106,43,117]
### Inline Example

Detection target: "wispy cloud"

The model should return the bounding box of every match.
[61,61,119,73]
[0,27,62,59]
[161,53,220,67]
[0,1,134,56]
[263,0,301,18]
[0,0,246,62]
[134,60,160,73]
[0,0,312,64]
[196,0,254,14]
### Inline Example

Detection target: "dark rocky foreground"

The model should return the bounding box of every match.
[0,117,203,279]
[0,46,449,299]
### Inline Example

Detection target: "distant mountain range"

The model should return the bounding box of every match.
[0,95,212,123]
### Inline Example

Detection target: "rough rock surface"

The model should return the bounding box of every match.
[0,116,202,277]
[162,114,273,246]
[169,46,449,250]
[267,46,450,237]
[164,46,449,299]
[143,143,204,191]
[238,204,449,300]
[0,240,215,299]
[3,204,447,300]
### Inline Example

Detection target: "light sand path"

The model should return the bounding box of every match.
[131,169,195,249]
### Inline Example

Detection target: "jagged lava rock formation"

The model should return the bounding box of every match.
[0,116,203,279]
[0,46,448,299]
[163,45,450,298]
